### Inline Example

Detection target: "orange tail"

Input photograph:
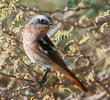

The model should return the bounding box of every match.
[58,65,87,92]
[64,72,87,92]
[48,50,87,92]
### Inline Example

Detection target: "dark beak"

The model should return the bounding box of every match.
[49,24,55,28]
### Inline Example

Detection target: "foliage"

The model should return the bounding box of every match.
[0,0,110,100]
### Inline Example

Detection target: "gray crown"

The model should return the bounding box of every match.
[28,15,54,28]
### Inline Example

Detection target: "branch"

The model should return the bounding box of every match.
[49,11,75,37]
[17,2,110,14]
[0,71,33,83]
[17,5,70,14]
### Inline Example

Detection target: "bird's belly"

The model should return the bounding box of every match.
[24,47,52,68]
[25,48,42,63]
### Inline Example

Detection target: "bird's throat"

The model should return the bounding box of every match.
[36,27,49,35]
[27,24,49,36]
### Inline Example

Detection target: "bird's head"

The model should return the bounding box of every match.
[26,15,54,35]
[29,15,54,28]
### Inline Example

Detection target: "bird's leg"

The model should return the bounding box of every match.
[37,67,50,90]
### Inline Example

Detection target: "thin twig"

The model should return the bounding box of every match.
[0,71,33,83]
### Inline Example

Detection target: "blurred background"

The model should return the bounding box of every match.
[0,0,110,100]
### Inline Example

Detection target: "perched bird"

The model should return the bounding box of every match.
[23,15,87,92]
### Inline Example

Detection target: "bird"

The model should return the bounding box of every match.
[23,15,87,92]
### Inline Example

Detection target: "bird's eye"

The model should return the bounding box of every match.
[40,19,45,24]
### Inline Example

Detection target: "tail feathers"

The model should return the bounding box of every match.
[64,72,88,92]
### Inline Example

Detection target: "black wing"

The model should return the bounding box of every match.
[37,35,67,68]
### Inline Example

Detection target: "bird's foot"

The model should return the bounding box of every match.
[37,68,50,91]
[37,77,47,91]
